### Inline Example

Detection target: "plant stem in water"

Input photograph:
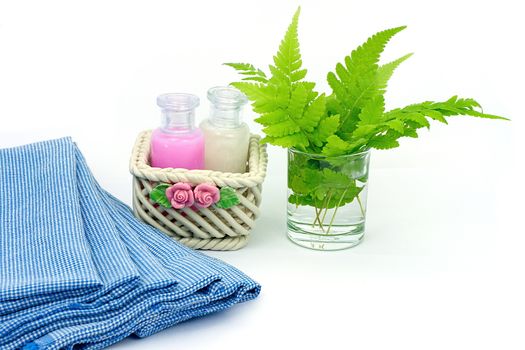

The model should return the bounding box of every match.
[327,187,349,234]
[312,206,325,232]
[357,194,365,217]
[321,191,333,224]
[311,207,318,228]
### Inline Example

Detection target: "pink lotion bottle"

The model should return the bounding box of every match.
[150,93,204,169]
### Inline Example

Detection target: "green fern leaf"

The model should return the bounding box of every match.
[263,133,309,148]
[291,69,308,82]
[272,84,289,108]
[224,62,263,74]
[263,119,301,137]
[383,97,508,132]
[228,11,505,156]
[242,76,269,83]
[344,26,407,78]
[368,131,400,149]
[357,95,385,126]
[399,112,431,127]
[463,109,508,120]
[295,81,318,101]
[229,8,332,151]
[330,26,407,133]
[377,53,413,93]
[385,119,405,134]
[288,83,309,119]
[231,82,280,114]
[326,74,347,114]
[322,135,351,156]
[402,127,419,138]
[224,62,268,83]
[268,64,290,84]
[271,7,302,83]
[230,82,266,103]
[446,96,480,109]
[298,94,326,132]
[424,109,447,124]
[254,109,288,125]
[352,124,380,139]
[311,114,339,146]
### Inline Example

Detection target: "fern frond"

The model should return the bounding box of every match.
[288,83,309,119]
[224,62,268,83]
[345,26,407,77]
[300,94,326,132]
[229,82,264,101]
[350,96,508,151]
[328,26,407,133]
[270,7,304,84]
[228,7,331,151]
[231,82,279,114]
[385,97,508,124]
[376,53,413,94]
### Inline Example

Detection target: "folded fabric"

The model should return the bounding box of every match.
[0,138,260,350]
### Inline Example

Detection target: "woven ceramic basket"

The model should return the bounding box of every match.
[130,130,268,251]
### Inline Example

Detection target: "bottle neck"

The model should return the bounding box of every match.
[160,109,195,133]
[207,86,248,129]
[209,105,243,129]
[157,93,199,134]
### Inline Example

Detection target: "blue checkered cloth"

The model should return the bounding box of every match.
[0,138,260,350]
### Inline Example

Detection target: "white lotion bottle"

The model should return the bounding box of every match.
[200,86,250,173]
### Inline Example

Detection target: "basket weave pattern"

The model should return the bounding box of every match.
[130,130,267,251]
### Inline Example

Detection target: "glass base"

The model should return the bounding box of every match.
[287,221,365,251]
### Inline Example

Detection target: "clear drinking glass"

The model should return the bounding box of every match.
[287,148,371,250]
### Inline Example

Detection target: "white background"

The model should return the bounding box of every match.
[1,0,523,349]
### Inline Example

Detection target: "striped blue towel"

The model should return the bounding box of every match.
[0,138,260,350]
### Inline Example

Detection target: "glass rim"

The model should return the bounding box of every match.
[288,147,371,159]
[157,93,200,111]
[208,86,248,108]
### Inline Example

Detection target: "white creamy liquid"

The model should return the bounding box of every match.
[200,120,250,173]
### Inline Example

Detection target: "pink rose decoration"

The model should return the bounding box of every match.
[193,183,220,208]
[166,182,194,209]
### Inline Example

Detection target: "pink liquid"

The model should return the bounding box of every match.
[150,128,205,169]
